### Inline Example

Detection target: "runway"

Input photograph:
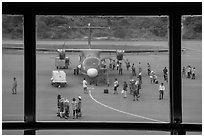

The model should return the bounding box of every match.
[2,40,202,125]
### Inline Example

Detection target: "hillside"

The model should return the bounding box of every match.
[2,15,202,40]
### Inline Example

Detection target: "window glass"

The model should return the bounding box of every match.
[186,132,202,135]
[36,15,169,123]
[37,130,170,135]
[181,15,202,124]
[2,130,24,135]
[2,15,24,121]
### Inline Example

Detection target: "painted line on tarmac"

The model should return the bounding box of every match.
[88,90,167,123]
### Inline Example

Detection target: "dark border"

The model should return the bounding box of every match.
[2,2,202,135]
[2,2,202,15]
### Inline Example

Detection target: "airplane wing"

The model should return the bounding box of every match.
[3,46,186,53]
[2,46,57,52]
[100,49,169,53]
[97,48,186,61]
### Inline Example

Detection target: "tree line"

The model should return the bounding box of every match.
[2,15,202,40]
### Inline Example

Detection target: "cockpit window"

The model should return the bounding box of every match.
[83,57,100,68]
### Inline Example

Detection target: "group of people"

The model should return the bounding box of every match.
[113,77,165,101]
[182,64,196,79]
[109,59,123,75]
[126,61,141,77]
[57,95,82,119]
[100,60,162,101]
[149,70,158,84]
[149,66,168,84]
[113,78,142,101]
[107,59,145,78]
[110,61,168,101]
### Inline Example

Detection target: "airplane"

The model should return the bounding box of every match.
[2,23,175,86]
[52,23,171,85]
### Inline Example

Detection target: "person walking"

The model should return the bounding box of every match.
[192,67,196,79]
[119,63,123,75]
[12,77,17,94]
[121,81,128,98]
[82,78,88,94]
[159,83,165,100]
[72,98,77,119]
[149,71,153,83]
[131,64,136,77]
[57,94,62,117]
[113,78,119,94]
[59,98,65,118]
[147,63,151,76]
[76,96,82,118]
[112,60,116,70]
[133,82,139,101]
[109,59,112,69]
[182,66,186,78]
[138,62,142,74]
[64,99,70,119]
[116,61,120,70]
[138,72,142,85]
[187,65,191,78]
[163,67,168,82]
[126,59,130,71]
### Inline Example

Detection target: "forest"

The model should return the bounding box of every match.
[2,15,202,40]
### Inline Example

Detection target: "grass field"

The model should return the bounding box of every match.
[2,40,202,134]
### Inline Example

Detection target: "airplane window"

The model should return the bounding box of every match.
[36,15,170,123]
[181,15,202,124]
[2,15,24,122]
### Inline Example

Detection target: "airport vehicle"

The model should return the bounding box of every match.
[51,70,67,87]
[55,49,70,69]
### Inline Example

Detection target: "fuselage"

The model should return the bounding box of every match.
[78,49,102,78]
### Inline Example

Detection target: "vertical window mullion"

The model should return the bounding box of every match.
[24,13,36,127]
[169,14,183,134]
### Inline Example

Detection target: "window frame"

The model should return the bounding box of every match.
[2,2,202,135]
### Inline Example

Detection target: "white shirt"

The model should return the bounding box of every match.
[114,81,118,87]
[159,85,165,91]
[82,80,87,88]
[188,67,191,72]
[135,81,139,85]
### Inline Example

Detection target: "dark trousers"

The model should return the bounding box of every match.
[187,72,191,78]
[148,69,150,76]
[119,69,122,75]
[73,110,76,118]
[192,73,195,79]
[113,65,115,70]
[159,90,164,99]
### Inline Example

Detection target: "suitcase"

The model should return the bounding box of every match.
[104,89,108,94]
[155,80,159,84]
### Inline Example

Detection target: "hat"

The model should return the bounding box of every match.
[78,96,81,100]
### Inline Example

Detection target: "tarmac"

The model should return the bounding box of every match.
[2,40,202,134]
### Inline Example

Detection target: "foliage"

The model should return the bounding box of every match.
[2,15,202,40]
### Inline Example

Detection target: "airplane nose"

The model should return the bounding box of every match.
[87,68,98,77]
